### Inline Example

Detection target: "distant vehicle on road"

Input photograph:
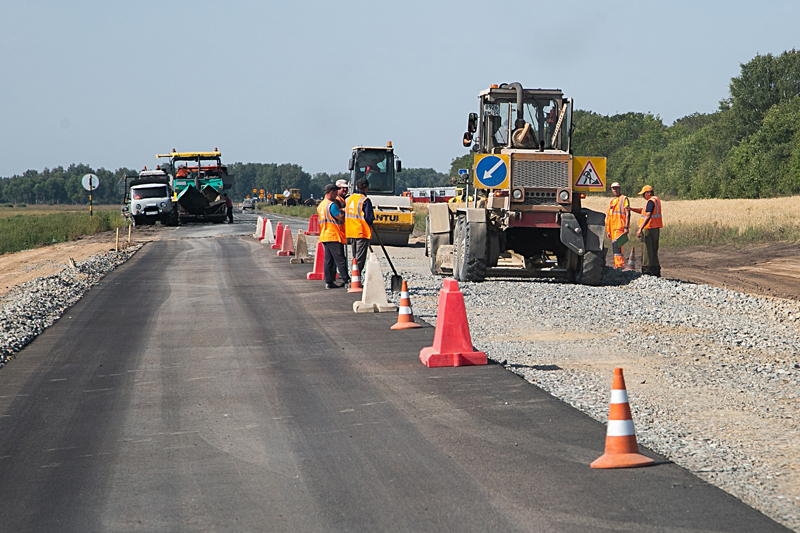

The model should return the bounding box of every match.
[156,149,234,224]
[121,168,177,226]
[241,198,256,211]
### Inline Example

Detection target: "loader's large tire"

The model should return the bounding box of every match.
[578,249,606,286]
[453,214,487,282]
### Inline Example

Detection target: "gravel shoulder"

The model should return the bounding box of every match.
[381,235,800,532]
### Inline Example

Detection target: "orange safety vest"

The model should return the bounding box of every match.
[638,196,663,229]
[318,199,346,243]
[606,195,629,233]
[345,193,372,239]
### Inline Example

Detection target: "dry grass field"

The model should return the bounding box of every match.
[583,195,800,247]
[0,204,120,219]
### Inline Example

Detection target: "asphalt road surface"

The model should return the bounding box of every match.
[0,216,789,532]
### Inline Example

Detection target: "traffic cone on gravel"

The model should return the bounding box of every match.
[347,258,363,293]
[624,248,636,271]
[591,368,655,469]
[419,278,486,367]
[305,214,321,235]
[307,241,326,280]
[277,226,295,256]
[271,222,283,249]
[391,280,422,330]
[255,216,264,239]
[262,219,275,245]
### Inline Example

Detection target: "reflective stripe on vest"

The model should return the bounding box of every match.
[318,199,346,243]
[345,193,372,239]
[606,195,629,232]
[638,196,663,229]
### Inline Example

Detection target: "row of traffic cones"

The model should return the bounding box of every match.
[257,214,652,469]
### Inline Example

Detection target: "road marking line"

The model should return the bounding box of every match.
[83,388,112,393]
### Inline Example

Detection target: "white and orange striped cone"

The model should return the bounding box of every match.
[624,248,636,271]
[391,280,422,330]
[347,258,363,293]
[591,368,655,469]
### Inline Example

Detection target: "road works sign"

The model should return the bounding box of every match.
[473,154,510,189]
[572,157,607,191]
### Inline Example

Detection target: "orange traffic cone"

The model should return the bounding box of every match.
[591,368,655,469]
[305,214,321,236]
[391,280,421,330]
[271,222,283,249]
[624,248,636,271]
[419,278,486,367]
[307,241,326,280]
[347,258,363,293]
[277,226,295,256]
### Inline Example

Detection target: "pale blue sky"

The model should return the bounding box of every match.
[1,0,798,178]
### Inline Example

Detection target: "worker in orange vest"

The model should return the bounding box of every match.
[345,178,375,277]
[605,182,630,269]
[629,185,662,277]
[317,183,351,289]
[176,165,189,178]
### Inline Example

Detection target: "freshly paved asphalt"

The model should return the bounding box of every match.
[0,216,789,532]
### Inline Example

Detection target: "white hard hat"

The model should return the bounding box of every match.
[610,182,621,187]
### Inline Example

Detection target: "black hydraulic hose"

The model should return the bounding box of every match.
[505,82,525,125]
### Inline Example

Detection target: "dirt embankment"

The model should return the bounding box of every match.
[659,242,800,301]
[0,226,163,297]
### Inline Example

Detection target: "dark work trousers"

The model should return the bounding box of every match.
[349,238,370,278]
[322,241,350,285]
[640,228,661,277]
[226,206,233,223]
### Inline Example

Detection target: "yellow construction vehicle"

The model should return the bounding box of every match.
[275,188,302,206]
[427,83,608,285]
[347,142,414,246]
[448,187,475,204]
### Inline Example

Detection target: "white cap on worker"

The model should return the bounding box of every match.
[610,182,621,187]
[335,179,349,188]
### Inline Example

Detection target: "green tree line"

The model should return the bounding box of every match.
[0,162,454,205]
[571,48,800,199]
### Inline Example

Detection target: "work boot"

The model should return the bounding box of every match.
[326,282,343,289]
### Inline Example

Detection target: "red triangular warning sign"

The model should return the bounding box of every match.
[575,160,603,188]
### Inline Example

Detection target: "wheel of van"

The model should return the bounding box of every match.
[578,249,606,286]
[453,214,488,282]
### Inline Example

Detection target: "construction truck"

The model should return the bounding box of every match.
[275,188,302,206]
[448,187,474,204]
[427,83,608,285]
[347,142,414,246]
[155,149,234,223]
[121,168,178,226]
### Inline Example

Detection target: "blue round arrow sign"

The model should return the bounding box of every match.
[475,156,508,187]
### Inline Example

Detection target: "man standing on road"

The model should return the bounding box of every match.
[318,184,351,289]
[629,185,662,277]
[346,178,375,277]
[335,179,349,209]
[606,182,630,269]
[223,193,234,224]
